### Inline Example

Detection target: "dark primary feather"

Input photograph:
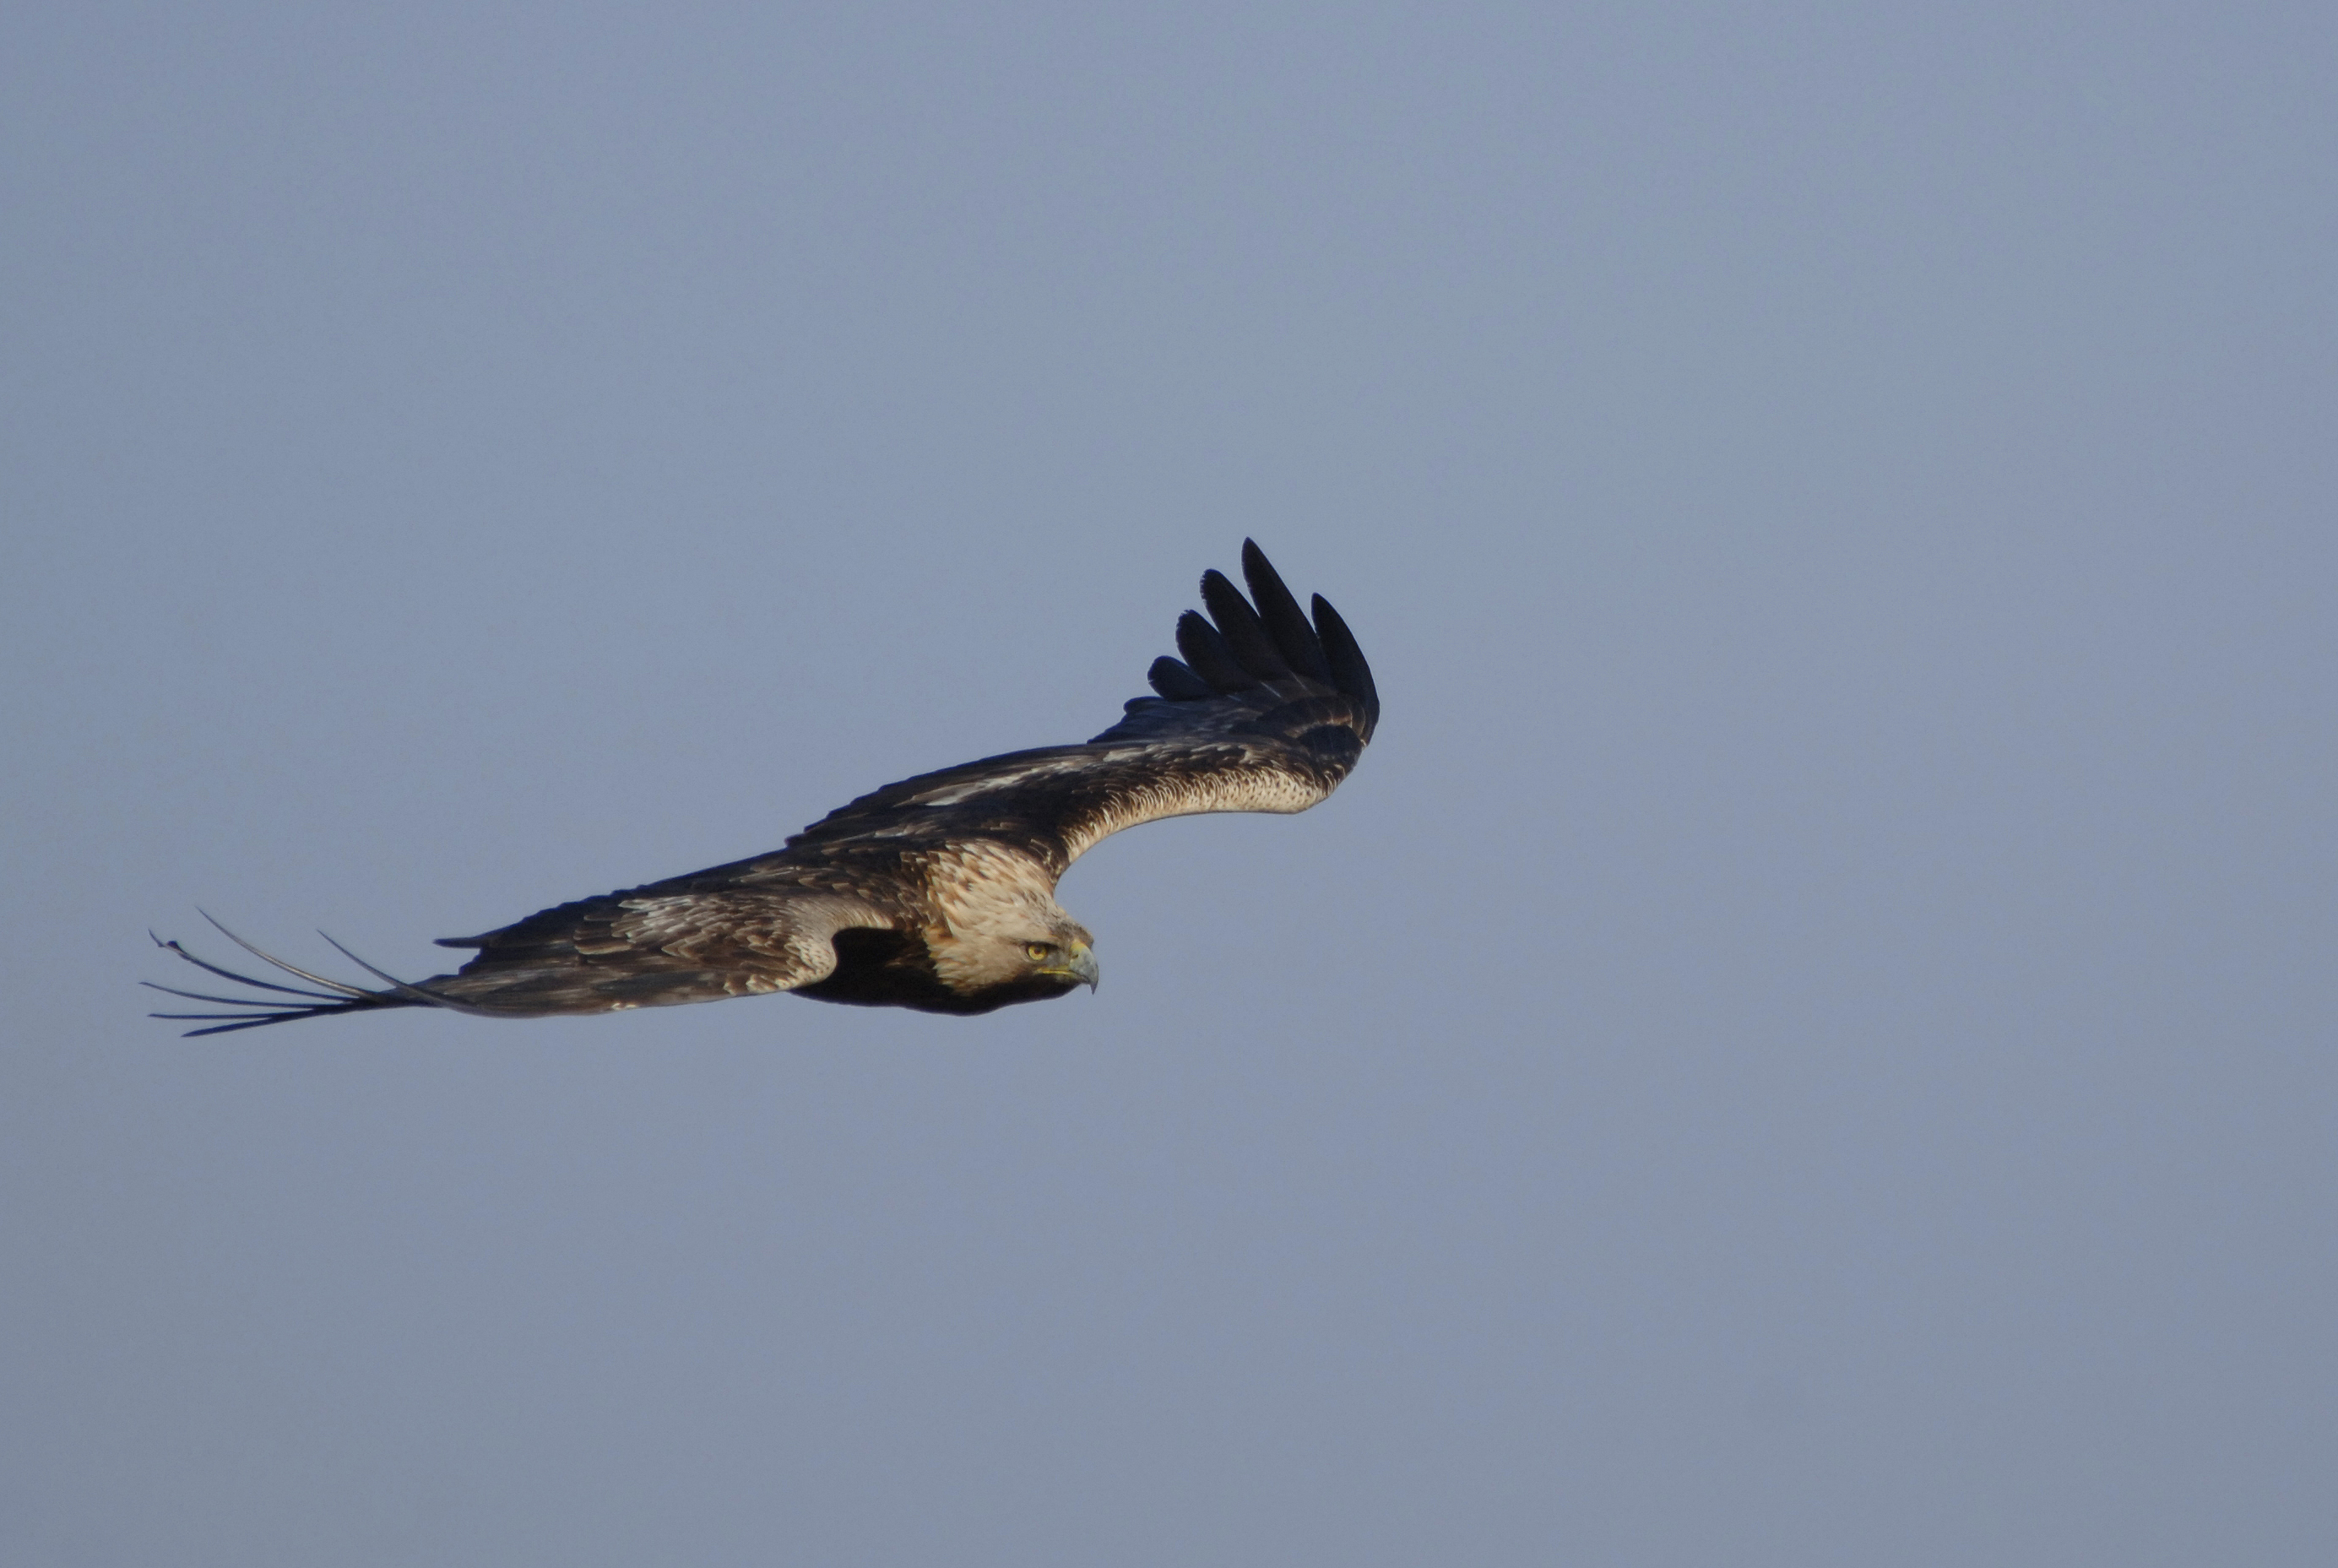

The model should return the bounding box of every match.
[1240,539,1337,684]
[1199,568,1292,680]
[1310,594,1378,741]
[1145,655,1214,702]
[151,540,1377,1034]
[1174,610,1256,692]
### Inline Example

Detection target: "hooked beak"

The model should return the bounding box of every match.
[1041,941,1099,992]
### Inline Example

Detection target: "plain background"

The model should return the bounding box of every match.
[5,3,2333,1564]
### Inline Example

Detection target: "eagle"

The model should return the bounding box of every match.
[149,541,1377,1035]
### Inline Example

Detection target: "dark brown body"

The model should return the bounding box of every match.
[792,927,1085,1014]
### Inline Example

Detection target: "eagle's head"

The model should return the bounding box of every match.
[931,906,1098,1002]
[1016,924,1102,992]
[925,846,1099,1006]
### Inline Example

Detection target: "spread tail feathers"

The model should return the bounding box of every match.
[144,914,475,1036]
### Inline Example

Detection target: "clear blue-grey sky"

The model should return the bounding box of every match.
[5,3,2334,1563]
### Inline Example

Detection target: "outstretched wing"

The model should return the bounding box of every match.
[787,540,1379,876]
[148,878,905,1034]
[425,877,904,1011]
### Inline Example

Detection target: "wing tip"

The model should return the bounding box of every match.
[1310,591,1379,738]
[144,920,404,1036]
[1148,545,1379,732]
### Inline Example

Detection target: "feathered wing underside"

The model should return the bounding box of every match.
[149,540,1375,1034]
[784,540,1380,876]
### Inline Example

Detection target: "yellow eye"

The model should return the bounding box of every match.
[1024,942,1051,962]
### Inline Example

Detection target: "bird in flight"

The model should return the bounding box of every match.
[150,541,1377,1035]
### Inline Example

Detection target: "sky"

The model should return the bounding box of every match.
[4,3,2334,1564]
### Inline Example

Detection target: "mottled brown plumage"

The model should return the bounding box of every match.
[149,542,1377,1034]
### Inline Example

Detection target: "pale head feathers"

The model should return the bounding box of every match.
[920,840,1094,994]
